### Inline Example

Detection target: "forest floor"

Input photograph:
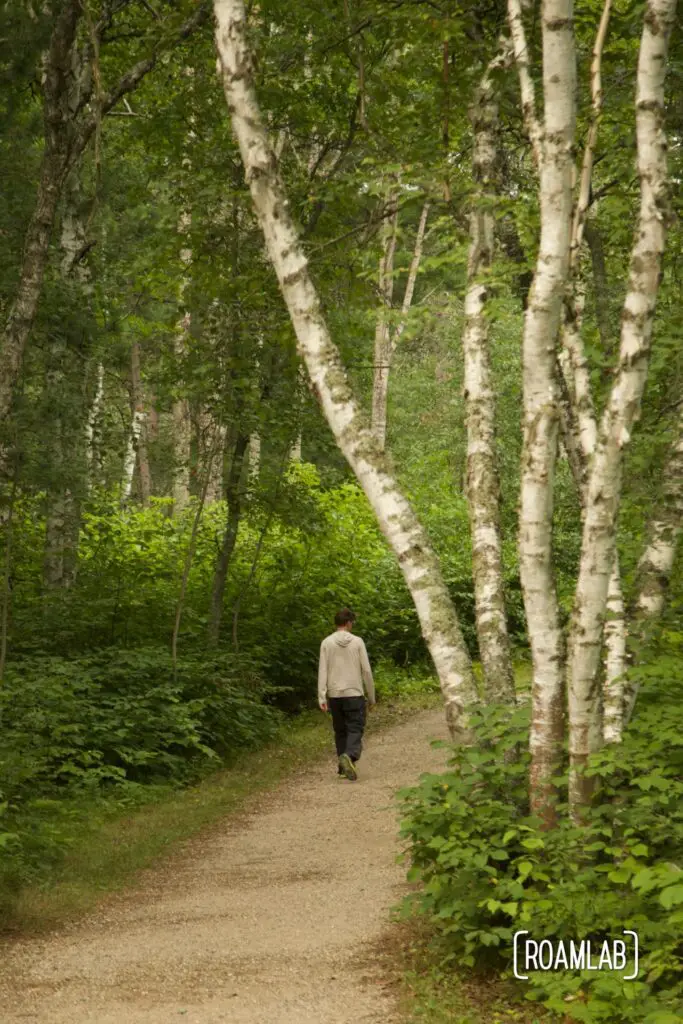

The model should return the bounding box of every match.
[0,707,450,1024]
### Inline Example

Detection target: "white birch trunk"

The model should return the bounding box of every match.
[215,0,478,736]
[551,0,626,747]
[463,41,515,704]
[173,72,195,514]
[85,362,104,478]
[371,197,430,450]
[506,0,542,166]
[291,362,307,462]
[567,0,678,816]
[603,553,627,743]
[510,0,576,824]
[130,340,151,506]
[392,201,430,351]
[122,409,144,502]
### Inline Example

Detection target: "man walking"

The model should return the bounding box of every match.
[318,608,376,781]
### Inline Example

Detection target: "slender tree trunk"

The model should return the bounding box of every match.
[44,163,92,589]
[0,1,81,436]
[371,198,430,450]
[371,194,398,449]
[173,74,195,514]
[509,0,576,825]
[290,363,307,461]
[603,553,627,743]
[247,432,260,485]
[172,427,222,668]
[122,409,144,502]
[215,0,477,737]
[634,404,683,621]
[584,218,613,357]
[130,341,151,506]
[200,411,226,503]
[551,0,627,748]
[463,40,515,704]
[173,209,193,514]
[208,433,249,644]
[85,362,104,484]
[567,0,678,817]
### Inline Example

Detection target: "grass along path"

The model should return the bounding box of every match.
[0,705,450,1024]
[1,695,438,936]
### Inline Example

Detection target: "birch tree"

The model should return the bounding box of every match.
[371,198,430,452]
[0,2,210,438]
[214,0,477,737]
[130,341,151,507]
[567,0,678,815]
[463,38,515,705]
[508,0,576,823]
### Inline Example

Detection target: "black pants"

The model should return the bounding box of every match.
[328,696,366,763]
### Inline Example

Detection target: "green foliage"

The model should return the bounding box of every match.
[0,646,280,893]
[398,641,683,1023]
[5,464,493,702]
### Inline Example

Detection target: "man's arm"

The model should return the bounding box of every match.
[359,640,376,704]
[318,641,328,710]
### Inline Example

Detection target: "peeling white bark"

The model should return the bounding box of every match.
[511,0,576,824]
[215,0,477,736]
[122,409,144,502]
[506,0,542,166]
[463,39,515,704]
[603,553,627,743]
[130,340,151,506]
[568,0,678,816]
[85,362,104,476]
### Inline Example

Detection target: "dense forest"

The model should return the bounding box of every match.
[0,0,681,1020]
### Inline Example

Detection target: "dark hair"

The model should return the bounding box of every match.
[334,608,356,627]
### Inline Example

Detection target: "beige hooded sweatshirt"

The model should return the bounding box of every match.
[318,631,375,708]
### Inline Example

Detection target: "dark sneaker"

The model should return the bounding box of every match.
[339,754,357,781]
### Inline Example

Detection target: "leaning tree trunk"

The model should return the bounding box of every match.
[567,0,678,818]
[509,0,576,825]
[0,1,81,439]
[215,0,477,737]
[463,39,515,705]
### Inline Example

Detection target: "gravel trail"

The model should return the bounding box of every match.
[0,707,448,1024]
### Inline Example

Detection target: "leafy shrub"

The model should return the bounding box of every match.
[398,642,683,1023]
[0,647,280,798]
[0,647,282,890]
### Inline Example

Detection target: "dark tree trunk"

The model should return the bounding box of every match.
[208,433,249,644]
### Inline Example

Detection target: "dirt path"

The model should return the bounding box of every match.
[0,708,448,1024]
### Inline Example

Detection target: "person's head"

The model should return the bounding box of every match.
[334,608,356,631]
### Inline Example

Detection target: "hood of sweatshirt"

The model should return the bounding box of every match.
[333,632,354,647]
